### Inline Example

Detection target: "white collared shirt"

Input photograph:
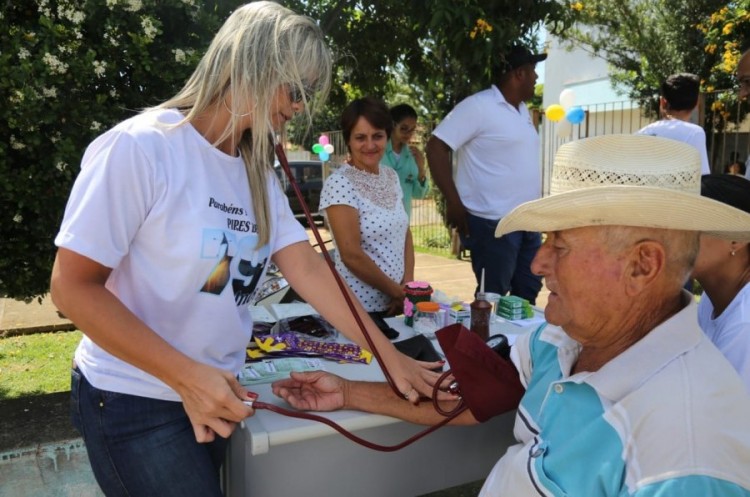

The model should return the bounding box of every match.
[432,85,542,220]
[481,295,750,496]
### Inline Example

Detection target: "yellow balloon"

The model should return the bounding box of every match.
[545,104,566,122]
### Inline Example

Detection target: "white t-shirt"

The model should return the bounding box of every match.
[55,109,308,401]
[431,85,542,220]
[320,164,407,312]
[637,119,711,174]
[697,284,750,394]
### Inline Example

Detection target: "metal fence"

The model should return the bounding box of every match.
[311,91,749,256]
[540,90,750,190]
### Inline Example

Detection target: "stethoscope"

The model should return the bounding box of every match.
[242,143,479,451]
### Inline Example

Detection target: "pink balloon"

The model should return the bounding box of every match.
[319,135,329,145]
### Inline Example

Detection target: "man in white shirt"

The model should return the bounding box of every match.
[637,73,711,174]
[426,45,546,304]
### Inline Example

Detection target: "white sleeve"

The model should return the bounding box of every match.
[319,172,358,210]
[510,331,534,389]
[685,127,710,174]
[55,129,155,269]
[711,321,750,393]
[431,96,483,151]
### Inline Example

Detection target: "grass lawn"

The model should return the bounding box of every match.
[0,330,81,399]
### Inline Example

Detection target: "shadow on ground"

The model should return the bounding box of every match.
[0,391,77,452]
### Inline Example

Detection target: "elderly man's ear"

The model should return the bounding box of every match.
[624,240,666,296]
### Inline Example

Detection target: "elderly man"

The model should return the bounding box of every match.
[273,135,750,496]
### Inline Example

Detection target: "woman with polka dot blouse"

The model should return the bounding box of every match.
[320,97,414,321]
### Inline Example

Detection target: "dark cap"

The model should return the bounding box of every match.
[501,45,547,72]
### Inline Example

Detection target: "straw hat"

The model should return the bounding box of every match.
[495,135,750,241]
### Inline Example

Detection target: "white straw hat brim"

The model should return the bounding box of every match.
[495,185,750,241]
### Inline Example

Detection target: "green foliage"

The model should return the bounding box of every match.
[2,0,559,300]
[411,224,451,251]
[409,0,561,118]
[1,0,238,301]
[698,5,750,127]
[0,330,82,398]
[284,0,562,124]
[552,0,728,111]
[552,1,750,166]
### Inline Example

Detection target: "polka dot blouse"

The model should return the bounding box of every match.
[320,164,408,312]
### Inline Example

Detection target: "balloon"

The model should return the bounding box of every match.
[565,106,585,125]
[312,135,334,160]
[559,89,576,110]
[556,119,573,138]
[545,104,565,122]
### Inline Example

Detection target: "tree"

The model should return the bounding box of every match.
[698,4,750,136]
[551,0,750,166]
[552,0,727,110]
[285,0,561,122]
[1,0,238,301]
[2,0,562,301]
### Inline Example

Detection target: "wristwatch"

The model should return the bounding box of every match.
[486,334,511,360]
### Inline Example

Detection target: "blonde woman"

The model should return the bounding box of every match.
[50,4,439,495]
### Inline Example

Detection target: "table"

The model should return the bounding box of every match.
[224,310,544,497]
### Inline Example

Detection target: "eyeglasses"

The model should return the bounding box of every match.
[288,83,316,104]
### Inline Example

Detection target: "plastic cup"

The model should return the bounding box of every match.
[483,292,501,322]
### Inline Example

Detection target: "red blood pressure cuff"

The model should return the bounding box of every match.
[436,324,525,422]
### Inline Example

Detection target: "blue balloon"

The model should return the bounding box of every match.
[566,106,585,125]
[319,151,330,161]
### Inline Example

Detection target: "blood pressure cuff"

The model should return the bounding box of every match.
[435,324,525,422]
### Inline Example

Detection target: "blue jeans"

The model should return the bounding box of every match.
[460,213,543,304]
[70,367,227,497]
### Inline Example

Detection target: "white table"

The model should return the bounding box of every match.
[224,310,544,497]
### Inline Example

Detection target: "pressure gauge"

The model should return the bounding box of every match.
[486,334,510,360]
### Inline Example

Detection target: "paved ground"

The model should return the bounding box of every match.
[0,252,482,335]
[0,228,548,496]
[0,227,547,336]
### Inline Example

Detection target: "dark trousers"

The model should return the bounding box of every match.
[71,367,227,497]
[460,213,543,304]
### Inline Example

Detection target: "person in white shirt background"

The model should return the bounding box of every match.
[637,72,711,174]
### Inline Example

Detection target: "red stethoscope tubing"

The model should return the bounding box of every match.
[250,143,467,451]
[274,143,398,396]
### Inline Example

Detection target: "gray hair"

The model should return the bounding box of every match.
[157,1,332,246]
[603,226,700,289]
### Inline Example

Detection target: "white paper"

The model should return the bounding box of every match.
[250,305,278,323]
[269,302,318,320]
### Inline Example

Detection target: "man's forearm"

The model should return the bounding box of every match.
[344,380,477,426]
